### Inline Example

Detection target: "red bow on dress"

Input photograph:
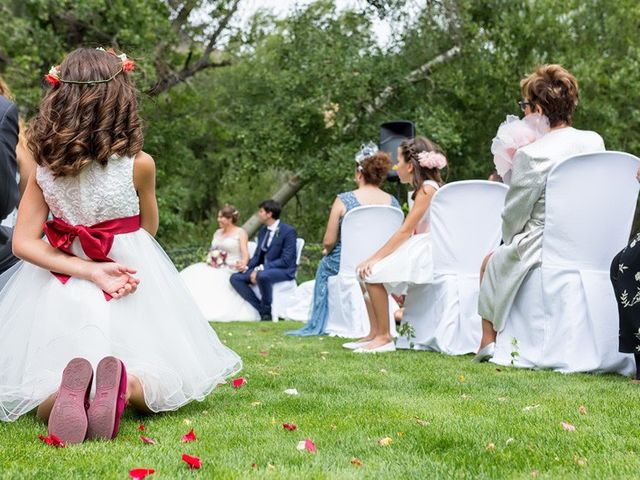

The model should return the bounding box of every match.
[43,215,141,301]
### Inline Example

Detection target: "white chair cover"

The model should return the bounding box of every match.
[493,151,640,374]
[396,181,508,354]
[325,205,404,338]
[251,238,305,321]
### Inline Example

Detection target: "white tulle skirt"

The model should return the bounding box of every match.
[179,263,259,322]
[365,233,434,294]
[0,230,242,422]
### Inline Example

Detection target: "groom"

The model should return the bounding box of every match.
[230,200,297,320]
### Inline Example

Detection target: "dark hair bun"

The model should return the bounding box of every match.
[360,152,392,186]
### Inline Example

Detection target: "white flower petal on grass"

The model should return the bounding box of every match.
[284,388,299,396]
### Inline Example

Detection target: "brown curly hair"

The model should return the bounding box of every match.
[359,152,392,186]
[520,64,579,128]
[219,204,240,224]
[399,136,445,199]
[27,48,143,177]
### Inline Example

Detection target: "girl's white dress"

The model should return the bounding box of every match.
[180,230,260,322]
[364,180,440,294]
[0,156,242,422]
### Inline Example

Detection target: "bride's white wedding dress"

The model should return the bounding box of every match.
[180,230,260,322]
[0,156,242,421]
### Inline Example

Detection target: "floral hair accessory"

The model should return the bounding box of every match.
[43,48,135,88]
[354,142,378,171]
[45,66,62,87]
[417,151,447,170]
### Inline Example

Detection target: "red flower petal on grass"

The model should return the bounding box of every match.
[182,453,202,469]
[140,435,156,444]
[38,434,66,448]
[138,424,145,431]
[181,428,196,443]
[129,468,155,479]
[232,377,247,388]
[283,423,297,431]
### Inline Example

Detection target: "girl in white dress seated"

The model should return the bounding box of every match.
[0,48,241,443]
[353,136,447,353]
[180,205,260,321]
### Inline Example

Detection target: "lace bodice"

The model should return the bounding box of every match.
[211,230,244,266]
[36,156,140,226]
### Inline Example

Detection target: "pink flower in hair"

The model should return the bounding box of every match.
[417,151,447,170]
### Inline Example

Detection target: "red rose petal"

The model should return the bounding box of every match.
[182,453,202,469]
[129,468,155,479]
[232,377,247,388]
[140,435,156,444]
[138,424,145,431]
[283,423,297,431]
[181,428,197,443]
[38,434,66,448]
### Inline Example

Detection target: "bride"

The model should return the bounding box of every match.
[180,205,260,321]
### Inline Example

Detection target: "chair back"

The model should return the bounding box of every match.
[338,205,404,275]
[248,241,257,258]
[542,151,640,269]
[430,180,508,274]
[295,238,305,265]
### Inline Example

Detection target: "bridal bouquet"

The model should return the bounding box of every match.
[491,113,550,182]
[206,248,228,268]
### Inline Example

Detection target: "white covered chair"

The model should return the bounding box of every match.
[325,205,404,338]
[396,181,508,354]
[250,238,305,321]
[493,151,640,375]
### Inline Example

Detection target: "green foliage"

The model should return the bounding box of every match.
[3,0,640,251]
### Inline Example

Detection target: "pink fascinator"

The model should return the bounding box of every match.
[491,113,550,181]
[417,151,447,170]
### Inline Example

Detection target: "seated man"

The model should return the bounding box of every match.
[230,199,297,320]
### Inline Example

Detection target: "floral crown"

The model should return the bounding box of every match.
[416,150,447,170]
[45,47,135,88]
[354,142,378,171]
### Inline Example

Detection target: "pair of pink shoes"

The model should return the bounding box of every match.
[48,356,128,444]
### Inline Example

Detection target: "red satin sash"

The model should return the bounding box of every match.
[43,214,141,301]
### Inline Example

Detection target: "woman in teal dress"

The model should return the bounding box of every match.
[287,144,399,336]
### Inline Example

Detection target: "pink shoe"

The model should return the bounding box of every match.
[48,357,93,444]
[87,356,128,440]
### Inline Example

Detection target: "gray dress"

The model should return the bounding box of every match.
[478,127,605,332]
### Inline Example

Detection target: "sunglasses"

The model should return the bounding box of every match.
[518,100,533,112]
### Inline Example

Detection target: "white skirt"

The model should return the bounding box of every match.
[0,230,242,421]
[365,233,434,294]
[179,263,259,322]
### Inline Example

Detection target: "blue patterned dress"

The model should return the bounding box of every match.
[287,191,399,336]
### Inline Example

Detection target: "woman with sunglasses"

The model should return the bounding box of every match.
[474,64,605,361]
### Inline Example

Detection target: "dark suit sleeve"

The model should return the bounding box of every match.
[0,100,19,244]
[267,226,297,270]
[246,228,265,270]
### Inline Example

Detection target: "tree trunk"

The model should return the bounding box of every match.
[241,174,305,236]
[241,45,461,236]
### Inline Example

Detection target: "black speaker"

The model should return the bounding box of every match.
[380,120,415,178]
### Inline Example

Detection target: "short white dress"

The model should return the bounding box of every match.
[365,180,439,294]
[180,230,260,322]
[0,156,242,422]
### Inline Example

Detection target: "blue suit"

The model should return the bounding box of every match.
[230,222,297,318]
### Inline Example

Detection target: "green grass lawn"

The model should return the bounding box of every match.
[2,321,640,479]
